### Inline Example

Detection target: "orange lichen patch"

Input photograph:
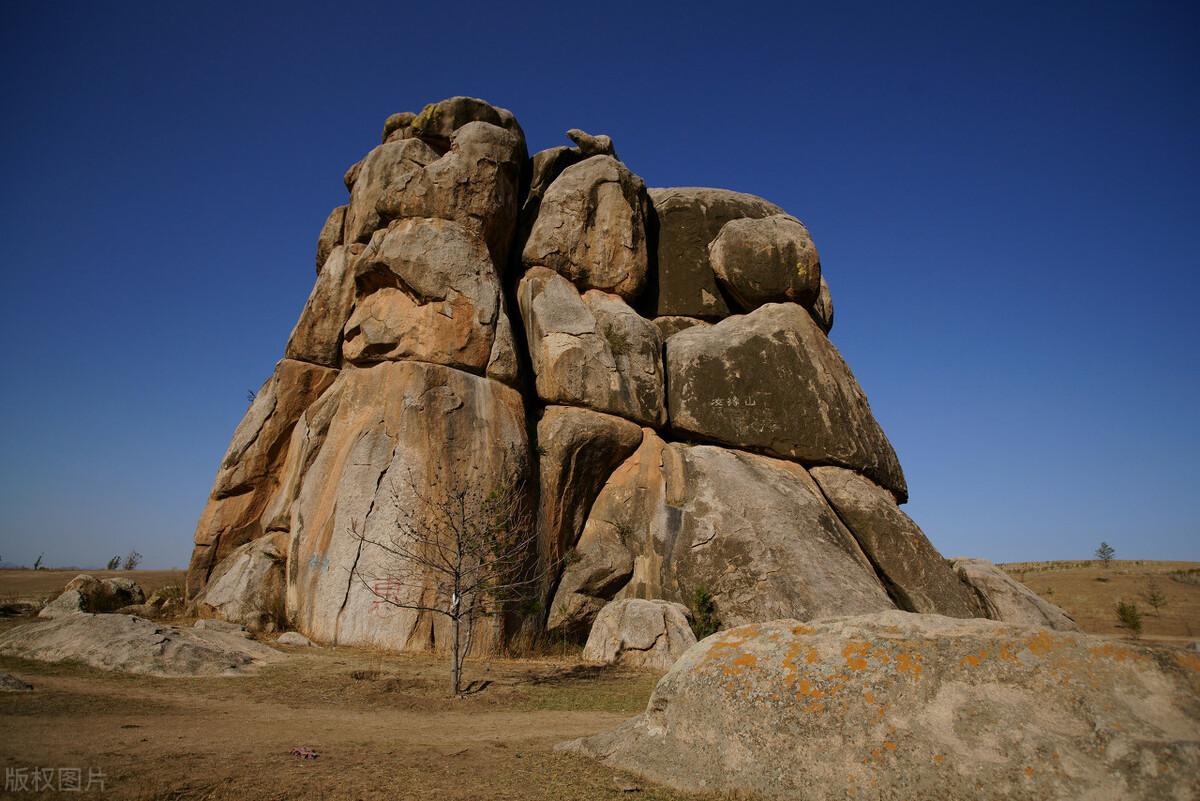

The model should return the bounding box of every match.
[998,644,1019,663]
[804,700,826,714]
[863,690,877,705]
[960,654,981,668]
[791,624,815,636]
[795,678,824,699]
[1173,651,1200,673]
[883,741,897,751]
[781,641,808,687]
[1025,630,1062,656]
[896,651,923,676]
[933,754,945,765]
[843,641,870,671]
[1023,767,1034,777]
[1088,643,1149,664]
[805,646,819,664]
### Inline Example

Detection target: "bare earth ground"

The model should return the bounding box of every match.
[1,562,1196,800]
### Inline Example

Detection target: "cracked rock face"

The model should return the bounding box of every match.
[188,96,1073,654]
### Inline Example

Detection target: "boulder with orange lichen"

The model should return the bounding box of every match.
[563,611,1200,801]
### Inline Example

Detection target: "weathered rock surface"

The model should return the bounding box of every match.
[342,217,509,373]
[286,244,358,366]
[582,599,696,671]
[812,275,834,333]
[345,105,524,268]
[0,614,282,677]
[665,303,907,501]
[810,466,984,618]
[651,316,710,340]
[549,431,894,637]
[193,618,252,637]
[518,267,664,426]
[647,187,783,318]
[39,575,145,618]
[951,558,1079,631]
[315,204,346,274]
[565,612,1200,801]
[407,96,524,154]
[566,128,616,158]
[709,214,821,312]
[188,358,337,596]
[523,156,649,301]
[535,406,643,601]
[193,532,287,632]
[287,360,530,652]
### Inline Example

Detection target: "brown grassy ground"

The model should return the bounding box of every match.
[0,637,734,801]
[1000,559,1200,643]
[0,569,185,605]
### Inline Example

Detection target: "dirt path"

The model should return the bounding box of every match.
[0,645,726,801]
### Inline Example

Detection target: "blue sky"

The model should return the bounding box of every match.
[1,1,1196,569]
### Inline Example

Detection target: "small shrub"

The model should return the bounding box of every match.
[33,553,44,570]
[1114,599,1142,637]
[123,550,142,570]
[1141,580,1168,616]
[1094,542,1115,563]
[106,556,121,571]
[690,586,720,640]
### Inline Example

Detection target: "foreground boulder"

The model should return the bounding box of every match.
[709,214,822,312]
[950,558,1079,631]
[0,615,283,677]
[192,532,287,632]
[582,599,696,671]
[566,612,1200,801]
[39,575,145,618]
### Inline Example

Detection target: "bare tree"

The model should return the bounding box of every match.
[350,469,546,695]
[123,550,142,570]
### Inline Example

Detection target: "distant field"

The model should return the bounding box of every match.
[0,569,186,602]
[999,559,1199,642]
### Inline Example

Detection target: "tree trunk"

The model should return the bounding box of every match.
[451,613,462,695]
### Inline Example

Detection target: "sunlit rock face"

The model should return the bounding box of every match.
[188,97,1068,653]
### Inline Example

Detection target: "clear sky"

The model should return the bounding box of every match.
[1,1,1196,569]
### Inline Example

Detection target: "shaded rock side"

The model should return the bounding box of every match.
[287,361,530,652]
[188,358,338,597]
[951,558,1080,631]
[192,532,287,632]
[518,267,665,426]
[810,466,985,618]
[0,614,283,677]
[314,204,346,275]
[535,406,643,604]
[582,599,696,672]
[549,431,893,637]
[647,187,783,318]
[812,275,834,333]
[564,612,1200,801]
[665,303,907,501]
[523,156,650,301]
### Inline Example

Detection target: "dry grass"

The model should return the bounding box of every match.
[999,559,1200,642]
[0,631,730,801]
[0,569,185,604]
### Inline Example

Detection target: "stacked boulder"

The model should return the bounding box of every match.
[188,96,1071,653]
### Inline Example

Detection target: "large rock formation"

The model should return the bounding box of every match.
[189,96,1070,657]
[582,599,697,671]
[565,612,1200,801]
